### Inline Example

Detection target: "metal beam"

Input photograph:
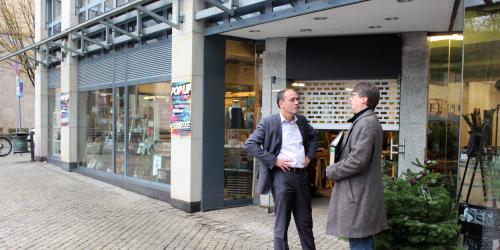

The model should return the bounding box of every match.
[196,0,265,20]
[20,53,48,66]
[204,0,368,36]
[33,48,60,62]
[205,0,235,16]
[50,42,85,56]
[98,20,141,41]
[448,0,462,32]
[71,32,110,50]
[135,5,180,30]
[0,0,172,63]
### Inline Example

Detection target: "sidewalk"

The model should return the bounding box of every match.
[0,155,348,249]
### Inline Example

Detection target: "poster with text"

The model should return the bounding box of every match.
[170,81,192,137]
[60,92,69,126]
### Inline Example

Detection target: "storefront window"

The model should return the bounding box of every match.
[427,34,463,192]
[224,40,261,202]
[127,82,171,184]
[459,3,500,248]
[79,88,114,173]
[48,88,61,157]
[115,87,125,175]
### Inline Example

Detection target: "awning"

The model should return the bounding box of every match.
[0,0,180,68]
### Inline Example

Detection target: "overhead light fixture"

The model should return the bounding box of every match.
[313,17,327,20]
[385,17,399,21]
[299,29,312,32]
[369,25,382,29]
[397,0,412,2]
[429,34,463,42]
[345,88,353,91]
[249,29,260,33]
[292,83,305,87]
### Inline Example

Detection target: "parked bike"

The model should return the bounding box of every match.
[0,136,12,157]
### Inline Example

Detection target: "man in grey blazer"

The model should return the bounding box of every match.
[244,89,318,250]
[326,82,388,250]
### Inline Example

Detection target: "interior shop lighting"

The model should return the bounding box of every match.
[429,34,463,42]
[292,83,306,87]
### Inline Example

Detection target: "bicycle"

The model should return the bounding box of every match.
[0,136,13,157]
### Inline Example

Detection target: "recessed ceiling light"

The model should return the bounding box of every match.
[249,29,260,33]
[397,0,412,2]
[313,17,327,21]
[300,29,312,32]
[369,25,382,29]
[385,17,399,21]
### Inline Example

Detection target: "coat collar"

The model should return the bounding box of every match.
[340,109,376,150]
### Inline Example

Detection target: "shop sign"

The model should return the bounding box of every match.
[60,92,70,126]
[170,81,192,137]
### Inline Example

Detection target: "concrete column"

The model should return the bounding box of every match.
[170,0,204,212]
[59,0,79,170]
[34,0,49,161]
[260,38,287,207]
[398,32,429,174]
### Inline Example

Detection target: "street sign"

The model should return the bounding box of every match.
[16,78,24,97]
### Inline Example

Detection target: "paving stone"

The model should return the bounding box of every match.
[0,155,348,249]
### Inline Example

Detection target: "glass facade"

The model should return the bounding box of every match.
[78,82,171,184]
[224,40,262,202]
[459,2,500,249]
[427,35,463,192]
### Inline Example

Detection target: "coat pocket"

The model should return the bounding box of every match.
[347,179,356,203]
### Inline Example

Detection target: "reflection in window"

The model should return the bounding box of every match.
[48,88,61,157]
[458,5,500,249]
[127,83,171,184]
[427,34,463,194]
[79,89,114,173]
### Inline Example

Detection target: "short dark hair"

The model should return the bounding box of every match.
[276,89,296,108]
[353,82,380,109]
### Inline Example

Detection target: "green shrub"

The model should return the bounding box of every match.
[375,159,461,249]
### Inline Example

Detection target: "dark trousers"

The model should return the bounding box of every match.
[272,169,316,250]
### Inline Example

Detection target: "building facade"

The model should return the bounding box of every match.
[0,0,499,248]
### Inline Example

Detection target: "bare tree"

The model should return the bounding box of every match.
[0,0,35,87]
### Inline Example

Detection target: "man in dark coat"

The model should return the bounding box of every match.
[244,89,318,250]
[325,82,388,250]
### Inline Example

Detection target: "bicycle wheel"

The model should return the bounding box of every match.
[0,137,12,157]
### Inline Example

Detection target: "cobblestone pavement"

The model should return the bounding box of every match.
[0,155,348,249]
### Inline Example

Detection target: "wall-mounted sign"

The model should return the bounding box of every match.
[60,92,69,126]
[170,81,192,137]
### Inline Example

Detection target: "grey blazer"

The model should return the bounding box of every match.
[244,113,318,194]
[325,109,389,238]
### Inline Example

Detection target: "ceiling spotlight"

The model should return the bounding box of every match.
[313,17,327,20]
[385,17,399,21]
[300,29,312,32]
[369,25,382,29]
[249,29,260,33]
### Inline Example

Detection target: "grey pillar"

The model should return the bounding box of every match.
[34,0,49,161]
[398,32,429,175]
[260,38,287,207]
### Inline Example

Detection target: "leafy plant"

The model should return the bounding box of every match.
[375,159,461,250]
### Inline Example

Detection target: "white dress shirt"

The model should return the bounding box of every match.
[277,112,306,168]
